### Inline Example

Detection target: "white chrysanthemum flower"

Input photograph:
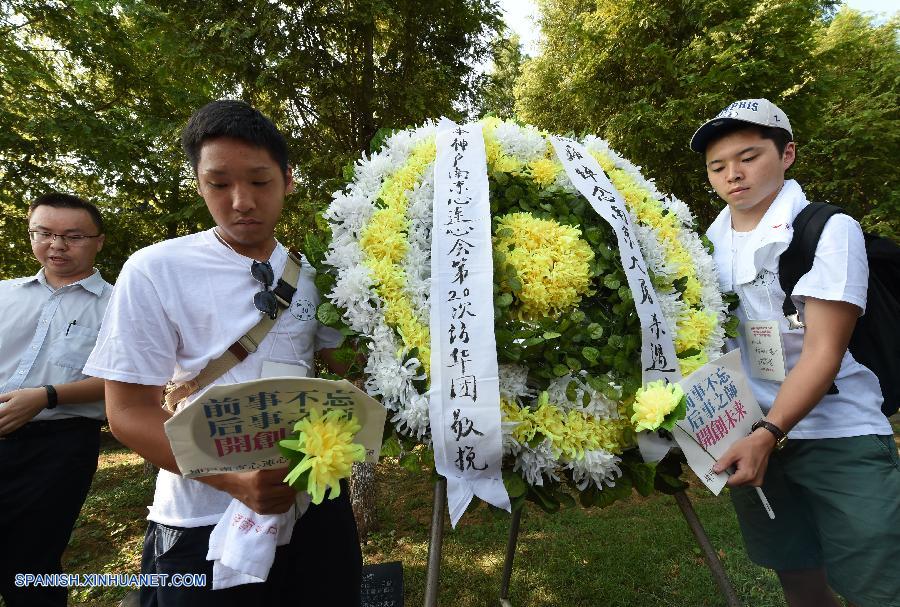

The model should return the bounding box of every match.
[329,265,380,333]
[498,365,534,401]
[392,392,430,439]
[492,121,547,162]
[663,194,696,228]
[501,420,523,457]
[514,440,560,487]
[402,166,435,319]
[633,224,679,280]
[567,449,623,490]
[657,290,685,334]
[546,374,619,419]
[324,238,365,268]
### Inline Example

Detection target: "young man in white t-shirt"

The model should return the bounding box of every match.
[692,98,899,607]
[84,100,361,606]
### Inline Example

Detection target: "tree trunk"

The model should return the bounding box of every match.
[350,461,377,539]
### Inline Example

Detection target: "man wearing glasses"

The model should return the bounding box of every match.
[84,101,361,606]
[0,192,111,607]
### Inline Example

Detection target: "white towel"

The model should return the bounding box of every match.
[206,494,310,590]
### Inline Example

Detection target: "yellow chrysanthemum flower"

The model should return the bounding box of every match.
[281,409,366,505]
[679,351,709,377]
[531,396,567,443]
[558,409,596,459]
[494,154,524,174]
[630,380,685,432]
[494,212,594,320]
[501,398,537,444]
[675,309,717,353]
[502,395,633,457]
[360,210,409,264]
[528,157,561,187]
[359,139,435,377]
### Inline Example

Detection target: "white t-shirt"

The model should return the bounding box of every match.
[707,180,890,439]
[85,229,342,526]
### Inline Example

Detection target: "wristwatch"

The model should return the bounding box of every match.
[751,418,787,450]
[43,384,58,409]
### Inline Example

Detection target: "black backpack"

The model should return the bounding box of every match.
[779,202,900,417]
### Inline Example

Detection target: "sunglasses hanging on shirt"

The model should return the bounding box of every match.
[251,260,278,320]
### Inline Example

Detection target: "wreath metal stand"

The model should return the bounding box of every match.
[422,482,741,607]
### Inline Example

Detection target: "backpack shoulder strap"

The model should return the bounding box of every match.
[778,202,846,319]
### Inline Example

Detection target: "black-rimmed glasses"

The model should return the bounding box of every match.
[28,230,101,247]
[251,260,278,320]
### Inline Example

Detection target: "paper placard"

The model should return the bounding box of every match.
[673,348,765,495]
[744,321,786,382]
[164,377,386,477]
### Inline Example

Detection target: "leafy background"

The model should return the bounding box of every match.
[1,0,897,285]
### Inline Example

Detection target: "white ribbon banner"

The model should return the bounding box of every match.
[550,137,682,461]
[428,118,510,526]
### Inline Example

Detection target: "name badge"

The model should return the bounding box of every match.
[744,321,786,382]
[261,360,309,379]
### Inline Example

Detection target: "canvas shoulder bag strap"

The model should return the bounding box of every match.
[163,250,303,412]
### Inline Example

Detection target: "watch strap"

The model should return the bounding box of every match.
[43,384,58,409]
[752,419,786,448]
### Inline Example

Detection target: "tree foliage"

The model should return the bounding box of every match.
[516,0,897,236]
[477,32,527,119]
[800,10,899,240]
[0,0,502,280]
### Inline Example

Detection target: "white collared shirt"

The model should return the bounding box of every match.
[707,180,890,439]
[0,269,112,421]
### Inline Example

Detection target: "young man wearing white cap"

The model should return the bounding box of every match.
[693,99,899,607]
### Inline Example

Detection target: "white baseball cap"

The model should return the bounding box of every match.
[690,98,792,153]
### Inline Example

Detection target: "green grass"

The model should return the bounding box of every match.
[362,462,783,607]
[64,431,155,606]
[49,420,899,606]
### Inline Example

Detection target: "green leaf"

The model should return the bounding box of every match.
[595,475,632,508]
[528,485,561,513]
[542,331,561,339]
[579,485,598,507]
[624,462,657,496]
[316,302,341,327]
[313,271,336,296]
[582,346,600,363]
[654,454,689,494]
[496,292,513,307]
[603,274,621,290]
[658,394,687,432]
[502,470,528,498]
[724,314,740,338]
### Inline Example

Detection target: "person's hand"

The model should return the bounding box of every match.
[712,429,776,487]
[0,387,48,436]
[200,468,297,515]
